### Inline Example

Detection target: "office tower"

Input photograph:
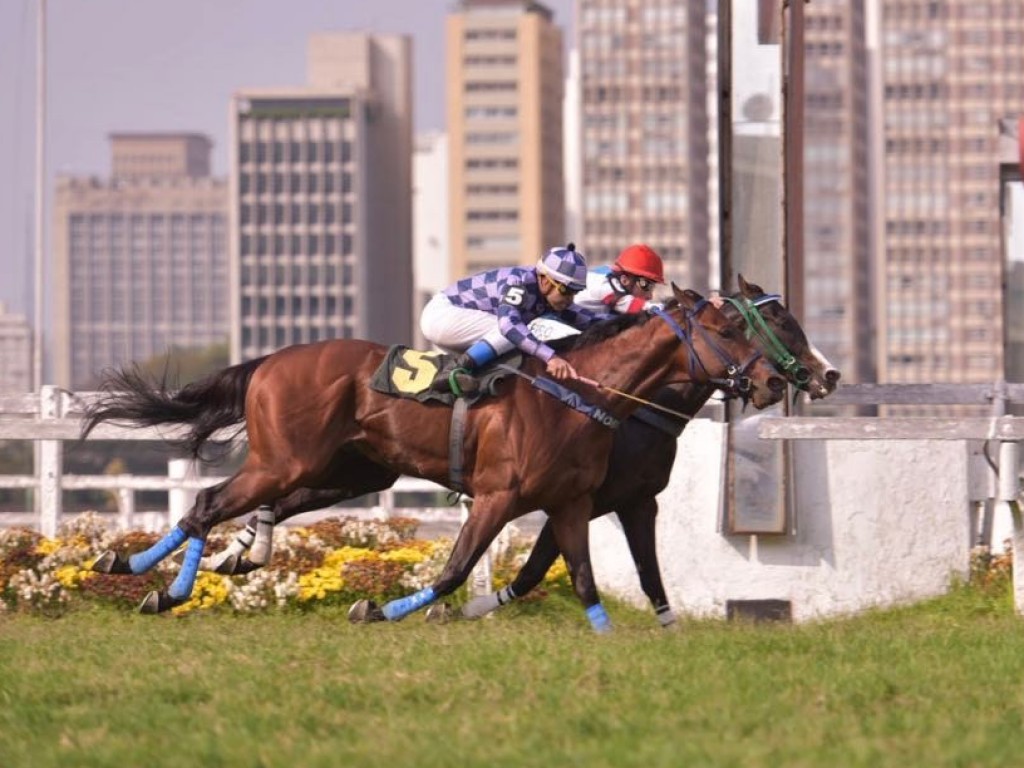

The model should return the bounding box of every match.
[874,0,1024,385]
[0,303,31,393]
[578,0,709,288]
[230,32,413,362]
[446,0,565,278]
[53,134,228,389]
[803,0,874,383]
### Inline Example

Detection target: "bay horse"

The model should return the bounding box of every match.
[198,276,839,627]
[85,286,786,631]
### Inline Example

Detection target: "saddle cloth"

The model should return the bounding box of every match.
[368,346,522,406]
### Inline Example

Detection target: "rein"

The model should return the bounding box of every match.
[723,294,811,387]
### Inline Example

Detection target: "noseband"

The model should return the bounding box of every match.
[651,303,761,398]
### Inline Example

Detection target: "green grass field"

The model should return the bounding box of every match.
[3,586,1024,768]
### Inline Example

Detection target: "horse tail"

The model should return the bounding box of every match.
[80,356,270,461]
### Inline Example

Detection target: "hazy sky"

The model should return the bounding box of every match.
[0,0,575,320]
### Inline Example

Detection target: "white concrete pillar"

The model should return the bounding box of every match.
[117,488,135,531]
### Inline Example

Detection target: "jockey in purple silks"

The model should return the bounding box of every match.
[420,243,613,395]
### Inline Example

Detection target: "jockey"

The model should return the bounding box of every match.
[573,243,666,315]
[420,243,613,395]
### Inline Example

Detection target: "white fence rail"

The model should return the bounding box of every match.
[0,385,458,537]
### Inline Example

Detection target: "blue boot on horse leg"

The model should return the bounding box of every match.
[91,525,207,613]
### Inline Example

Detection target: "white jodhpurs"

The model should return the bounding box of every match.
[419,293,516,356]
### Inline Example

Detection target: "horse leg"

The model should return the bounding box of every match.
[199,489,343,575]
[199,456,401,574]
[546,499,611,633]
[462,520,560,619]
[354,493,513,623]
[617,498,675,628]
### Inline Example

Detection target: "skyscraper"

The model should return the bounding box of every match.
[53,134,228,389]
[446,0,566,278]
[873,0,1024,386]
[802,0,874,383]
[578,0,709,288]
[230,32,413,362]
[0,302,31,393]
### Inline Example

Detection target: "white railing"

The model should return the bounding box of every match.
[0,385,461,537]
[757,380,1024,612]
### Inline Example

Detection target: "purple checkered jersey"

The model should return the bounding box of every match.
[441,266,612,362]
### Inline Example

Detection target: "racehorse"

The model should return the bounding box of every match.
[84,286,786,631]
[197,276,839,627]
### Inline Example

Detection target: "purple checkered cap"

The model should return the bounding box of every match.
[536,243,588,292]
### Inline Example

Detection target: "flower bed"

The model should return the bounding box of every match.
[0,512,572,617]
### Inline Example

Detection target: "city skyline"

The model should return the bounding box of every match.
[0,0,576,320]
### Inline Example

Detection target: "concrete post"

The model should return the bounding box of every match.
[167,458,198,527]
[37,385,64,538]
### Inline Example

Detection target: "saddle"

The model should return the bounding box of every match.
[369,346,522,407]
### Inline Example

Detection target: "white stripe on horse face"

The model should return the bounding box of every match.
[808,342,836,374]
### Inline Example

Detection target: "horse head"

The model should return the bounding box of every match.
[731,274,841,400]
[670,285,786,410]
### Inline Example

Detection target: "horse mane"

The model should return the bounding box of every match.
[551,298,681,353]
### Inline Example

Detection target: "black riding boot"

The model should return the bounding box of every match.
[429,353,479,396]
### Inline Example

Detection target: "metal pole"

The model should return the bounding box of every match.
[33,0,46,391]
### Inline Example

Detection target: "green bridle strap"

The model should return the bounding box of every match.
[723,295,810,386]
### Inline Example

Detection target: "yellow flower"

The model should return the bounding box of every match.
[171,572,230,615]
[34,538,62,556]
[297,566,345,602]
[53,565,95,589]
[323,546,376,570]
[544,558,569,585]
[379,547,427,565]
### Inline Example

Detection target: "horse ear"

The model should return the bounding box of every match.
[673,286,705,310]
[738,273,765,298]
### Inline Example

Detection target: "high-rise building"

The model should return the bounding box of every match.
[578,0,709,288]
[53,133,228,389]
[0,302,31,393]
[872,0,1024,386]
[446,0,566,278]
[802,0,874,383]
[230,32,413,362]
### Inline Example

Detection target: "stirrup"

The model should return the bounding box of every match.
[447,367,477,397]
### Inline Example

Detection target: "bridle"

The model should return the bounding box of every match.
[721,294,812,389]
[651,301,761,399]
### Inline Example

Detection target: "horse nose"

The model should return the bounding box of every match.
[767,374,786,394]
[825,368,841,386]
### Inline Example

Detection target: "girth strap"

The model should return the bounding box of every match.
[631,406,687,438]
[448,397,468,492]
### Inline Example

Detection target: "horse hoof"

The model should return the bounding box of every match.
[232,558,260,575]
[348,599,385,624]
[209,553,241,574]
[138,590,186,615]
[424,603,454,624]
[92,550,133,575]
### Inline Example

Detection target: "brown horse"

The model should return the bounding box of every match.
[85,286,786,631]
[198,276,838,626]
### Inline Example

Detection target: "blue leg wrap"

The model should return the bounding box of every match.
[586,603,612,634]
[168,537,206,601]
[465,340,496,367]
[382,586,437,621]
[129,527,187,574]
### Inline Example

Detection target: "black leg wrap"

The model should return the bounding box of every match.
[138,590,187,615]
[348,599,386,624]
[92,550,133,575]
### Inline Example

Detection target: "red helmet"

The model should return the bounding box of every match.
[614,244,664,283]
